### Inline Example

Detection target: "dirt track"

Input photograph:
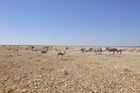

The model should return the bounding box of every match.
[0,46,140,93]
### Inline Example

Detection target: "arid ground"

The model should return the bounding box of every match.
[0,45,140,93]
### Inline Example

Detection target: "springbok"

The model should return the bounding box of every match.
[41,50,47,54]
[65,47,69,51]
[30,46,35,50]
[57,50,66,58]
[85,48,93,52]
[88,48,93,52]
[106,47,117,54]
[80,48,85,53]
[117,49,122,54]
[106,47,122,54]
[94,48,102,55]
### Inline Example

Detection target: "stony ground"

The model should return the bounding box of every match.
[0,46,140,93]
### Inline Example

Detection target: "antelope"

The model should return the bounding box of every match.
[63,47,69,53]
[65,47,69,51]
[94,48,102,55]
[41,50,47,54]
[57,50,66,58]
[86,48,93,52]
[57,53,64,56]
[30,46,34,50]
[41,48,49,54]
[106,47,122,54]
[80,48,85,53]
[117,49,122,54]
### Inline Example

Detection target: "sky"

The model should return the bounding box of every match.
[0,0,140,46]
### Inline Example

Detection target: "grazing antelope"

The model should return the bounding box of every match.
[57,53,64,56]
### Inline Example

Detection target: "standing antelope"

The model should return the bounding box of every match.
[41,50,47,54]
[85,48,93,52]
[117,49,122,54]
[106,47,117,54]
[106,47,122,54]
[88,48,93,52]
[65,47,69,51]
[80,48,85,53]
[94,48,102,55]
[57,50,66,58]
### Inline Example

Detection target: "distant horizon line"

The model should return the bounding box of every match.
[0,44,140,47]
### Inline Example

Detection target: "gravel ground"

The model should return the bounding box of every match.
[0,46,140,93]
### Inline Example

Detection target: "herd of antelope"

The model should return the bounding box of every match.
[2,45,140,58]
[18,46,122,55]
[80,47,123,54]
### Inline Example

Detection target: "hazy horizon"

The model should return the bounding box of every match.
[0,0,140,46]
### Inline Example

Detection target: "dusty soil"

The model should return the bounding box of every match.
[0,45,140,93]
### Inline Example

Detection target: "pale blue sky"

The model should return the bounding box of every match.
[0,0,140,46]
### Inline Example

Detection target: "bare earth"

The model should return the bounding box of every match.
[0,45,140,93]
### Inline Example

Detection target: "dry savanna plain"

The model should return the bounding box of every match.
[0,45,140,93]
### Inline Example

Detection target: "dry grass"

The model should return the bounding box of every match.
[0,45,140,93]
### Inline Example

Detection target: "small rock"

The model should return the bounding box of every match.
[45,88,49,91]
[65,84,68,87]
[35,79,40,82]
[5,76,9,80]
[16,89,20,92]
[38,75,42,78]
[89,91,94,93]
[89,90,97,93]
[122,77,126,80]
[21,89,28,93]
